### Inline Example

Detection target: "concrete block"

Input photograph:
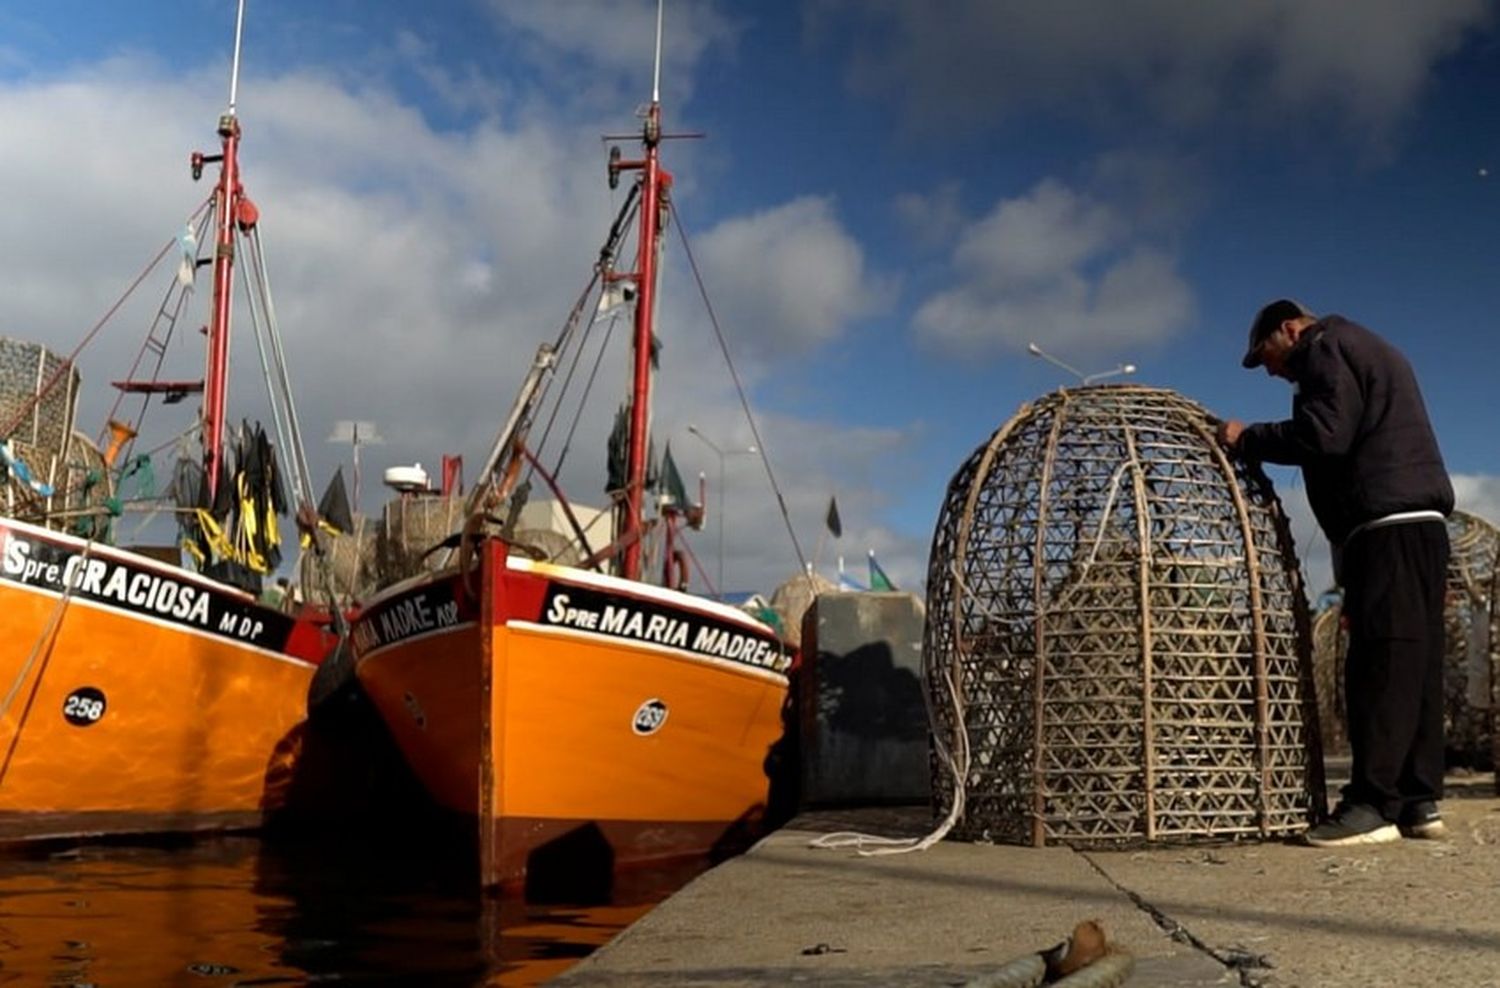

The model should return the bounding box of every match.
[798,591,930,807]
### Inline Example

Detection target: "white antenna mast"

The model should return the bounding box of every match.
[227,0,247,116]
[651,0,664,103]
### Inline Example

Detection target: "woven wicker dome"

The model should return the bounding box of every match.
[1309,599,1349,755]
[924,384,1323,846]
[1309,509,1500,769]
[1444,510,1499,766]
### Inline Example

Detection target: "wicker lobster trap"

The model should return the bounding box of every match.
[1,337,115,530]
[1309,598,1350,755]
[1443,511,1500,767]
[1313,509,1500,767]
[924,385,1325,846]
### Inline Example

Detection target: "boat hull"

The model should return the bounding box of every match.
[0,518,329,840]
[354,540,790,889]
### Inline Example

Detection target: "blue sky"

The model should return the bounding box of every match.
[2,0,1499,597]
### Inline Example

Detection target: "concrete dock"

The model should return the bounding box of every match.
[558,772,1500,986]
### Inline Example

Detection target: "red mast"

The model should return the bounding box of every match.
[201,111,241,501]
[620,102,668,581]
[602,2,679,582]
[195,0,252,503]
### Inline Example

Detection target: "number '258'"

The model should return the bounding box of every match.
[64,696,104,721]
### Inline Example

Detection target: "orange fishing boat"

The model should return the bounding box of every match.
[352,5,791,890]
[0,2,341,841]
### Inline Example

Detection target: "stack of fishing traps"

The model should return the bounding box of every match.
[924,385,1324,846]
[1443,511,1500,772]
[0,337,112,528]
[1310,510,1500,773]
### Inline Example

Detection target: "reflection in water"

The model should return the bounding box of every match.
[0,836,704,986]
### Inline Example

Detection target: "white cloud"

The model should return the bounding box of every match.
[0,49,881,597]
[893,181,966,250]
[1452,473,1500,526]
[812,0,1492,145]
[689,196,884,357]
[1086,150,1208,237]
[913,178,1194,357]
[391,30,511,118]
[486,0,739,109]
[954,179,1119,285]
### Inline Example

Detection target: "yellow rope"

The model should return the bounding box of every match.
[193,508,236,560]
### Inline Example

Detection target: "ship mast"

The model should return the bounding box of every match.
[201,0,248,501]
[615,0,669,581]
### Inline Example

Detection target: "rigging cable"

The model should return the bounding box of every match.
[0,216,201,441]
[461,193,635,523]
[466,186,642,565]
[26,421,201,530]
[243,228,311,519]
[97,203,216,462]
[540,309,623,519]
[238,234,297,505]
[529,271,610,483]
[667,199,809,576]
[532,184,642,484]
[243,225,347,635]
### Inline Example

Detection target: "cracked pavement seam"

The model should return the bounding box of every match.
[1077,850,1275,987]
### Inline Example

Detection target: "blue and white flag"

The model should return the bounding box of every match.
[0,439,55,497]
[837,555,866,591]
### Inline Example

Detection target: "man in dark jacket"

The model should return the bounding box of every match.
[1217,299,1453,848]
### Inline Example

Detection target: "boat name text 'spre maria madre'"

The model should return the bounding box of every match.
[540,584,789,674]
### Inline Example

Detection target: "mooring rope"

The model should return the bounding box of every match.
[0,541,93,723]
[0,541,95,786]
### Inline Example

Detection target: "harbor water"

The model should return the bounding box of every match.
[0,834,707,985]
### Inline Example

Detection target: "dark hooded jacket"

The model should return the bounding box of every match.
[1238,314,1453,545]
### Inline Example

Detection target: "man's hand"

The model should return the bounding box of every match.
[1216,418,1245,451]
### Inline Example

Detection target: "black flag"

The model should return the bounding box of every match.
[825,496,842,538]
[317,466,355,535]
[660,443,690,508]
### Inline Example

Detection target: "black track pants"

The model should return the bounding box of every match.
[1339,520,1449,820]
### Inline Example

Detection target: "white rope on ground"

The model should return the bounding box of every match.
[807,557,979,856]
[809,461,1130,857]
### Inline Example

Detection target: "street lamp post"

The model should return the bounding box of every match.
[687,424,756,599]
[1026,342,1136,385]
[328,419,385,512]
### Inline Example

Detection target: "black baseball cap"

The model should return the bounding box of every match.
[1241,298,1314,368]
